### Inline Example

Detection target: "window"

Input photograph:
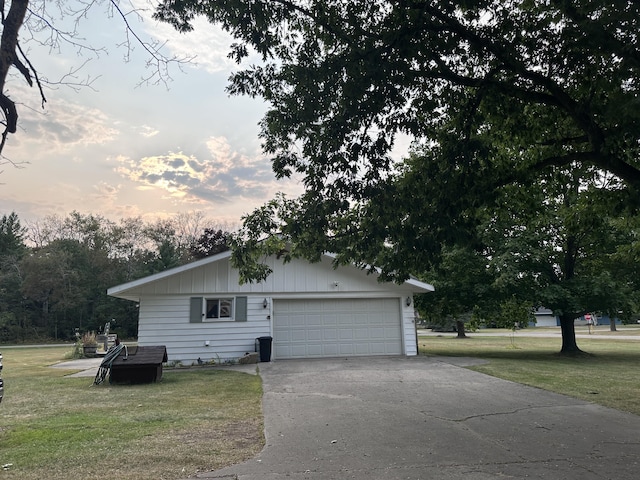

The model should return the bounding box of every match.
[205,298,233,320]
[190,296,247,323]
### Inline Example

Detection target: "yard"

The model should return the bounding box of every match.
[419,327,640,416]
[0,346,263,480]
[1,330,640,479]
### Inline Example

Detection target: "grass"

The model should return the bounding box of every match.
[0,346,263,480]
[3,333,639,478]
[419,332,640,416]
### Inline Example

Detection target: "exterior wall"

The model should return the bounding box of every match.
[402,299,418,356]
[132,256,417,297]
[534,308,559,327]
[137,295,270,364]
[138,293,419,362]
[114,254,430,362]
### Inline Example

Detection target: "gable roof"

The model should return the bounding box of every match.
[107,250,434,301]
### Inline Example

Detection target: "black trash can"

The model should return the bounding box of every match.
[255,336,273,362]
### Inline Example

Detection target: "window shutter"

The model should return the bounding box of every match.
[190,297,203,323]
[235,296,248,322]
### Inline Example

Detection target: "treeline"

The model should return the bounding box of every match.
[0,211,233,343]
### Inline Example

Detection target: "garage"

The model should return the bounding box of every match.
[273,298,403,359]
[109,251,433,363]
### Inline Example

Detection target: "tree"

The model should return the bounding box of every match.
[480,165,637,353]
[0,212,27,341]
[0,0,191,157]
[0,212,26,256]
[17,213,139,340]
[155,1,640,187]
[416,245,496,338]
[155,1,640,353]
[190,228,232,259]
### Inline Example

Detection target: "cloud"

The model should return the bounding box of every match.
[138,125,160,138]
[17,96,119,152]
[93,181,121,200]
[125,0,267,75]
[115,136,278,206]
[128,1,244,74]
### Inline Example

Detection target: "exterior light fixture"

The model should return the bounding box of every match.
[406,296,412,306]
[263,298,268,309]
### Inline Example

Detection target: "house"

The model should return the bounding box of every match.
[107,251,434,363]
[533,307,559,327]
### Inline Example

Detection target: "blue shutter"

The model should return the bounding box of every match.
[235,296,248,322]
[190,297,203,323]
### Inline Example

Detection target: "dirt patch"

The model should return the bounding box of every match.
[173,419,263,449]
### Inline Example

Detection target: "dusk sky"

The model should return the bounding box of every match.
[0,2,305,226]
[0,2,413,229]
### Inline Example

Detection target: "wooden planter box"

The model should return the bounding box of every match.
[109,346,168,384]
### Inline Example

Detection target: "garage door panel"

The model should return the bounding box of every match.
[290,330,306,341]
[353,328,369,340]
[369,343,390,355]
[323,315,338,326]
[306,329,323,341]
[323,329,338,341]
[338,329,354,340]
[274,298,402,359]
[306,314,323,326]
[274,345,290,357]
[323,344,339,356]
[339,344,355,355]
[368,326,386,339]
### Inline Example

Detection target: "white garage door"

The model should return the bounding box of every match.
[273,298,403,359]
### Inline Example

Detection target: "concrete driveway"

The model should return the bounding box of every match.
[194,356,640,479]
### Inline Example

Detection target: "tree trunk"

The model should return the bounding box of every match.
[559,313,582,354]
[609,317,617,332]
[455,320,467,338]
[0,0,29,91]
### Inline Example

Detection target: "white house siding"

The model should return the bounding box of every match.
[137,295,270,364]
[534,308,559,327]
[109,253,432,363]
[131,256,415,297]
[403,299,418,356]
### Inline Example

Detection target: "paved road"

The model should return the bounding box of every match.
[192,356,640,480]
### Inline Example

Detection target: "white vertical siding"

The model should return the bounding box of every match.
[137,295,271,363]
[134,256,420,296]
[111,254,432,362]
[402,299,418,356]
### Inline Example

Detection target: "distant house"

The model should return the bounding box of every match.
[534,307,559,327]
[107,251,434,363]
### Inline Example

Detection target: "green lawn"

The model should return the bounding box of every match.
[2,335,639,479]
[419,333,640,416]
[0,346,263,480]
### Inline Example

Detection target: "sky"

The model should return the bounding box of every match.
[0,1,306,227]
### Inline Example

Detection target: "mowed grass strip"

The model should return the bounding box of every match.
[419,334,640,416]
[0,347,263,480]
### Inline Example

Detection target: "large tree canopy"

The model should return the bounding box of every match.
[155,1,640,352]
[156,0,640,186]
[155,0,640,245]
